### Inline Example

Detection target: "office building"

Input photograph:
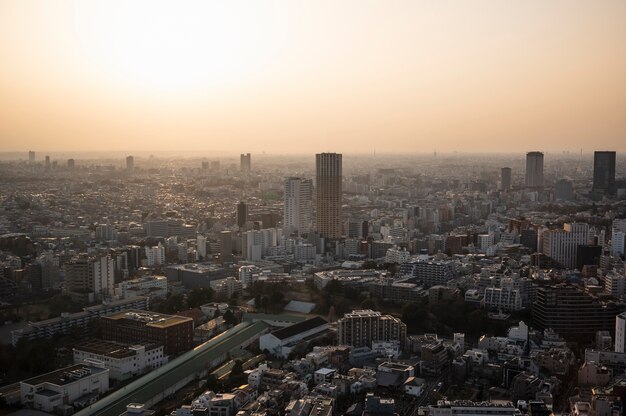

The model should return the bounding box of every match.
[240,153,251,172]
[44,155,50,169]
[126,155,134,173]
[337,309,406,348]
[501,167,511,191]
[220,231,233,263]
[116,275,167,300]
[73,340,167,381]
[28,150,35,162]
[101,310,193,355]
[542,223,589,269]
[593,151,616,195]
[525,151,544,188]
[67,158,75,170]
[429,401,516,416]
[616,312,626,353]
[533,284,625,339]
[284,177,313,236]
[316,153,343,239]
[237,201,248,228]
[611,219,626,258]
[555,179,574,201]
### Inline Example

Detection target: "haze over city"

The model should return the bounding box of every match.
[1,0,626,154]
[2,2,626,416]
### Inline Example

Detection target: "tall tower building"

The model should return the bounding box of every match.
[45,155,51,169]
[316,153,343,239]
[126,155,134,174]
[67,159,75,170]
[220,231,233,263]
[617,312,626,353]
[501,167,512,191]
[593,151,616,195]
[240,153,251,172]
[237,201,248,228]
[284,177,313,236]
[525,152,544,188]
[28,151,35,162]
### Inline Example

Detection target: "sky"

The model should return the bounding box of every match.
[1,0,625,155]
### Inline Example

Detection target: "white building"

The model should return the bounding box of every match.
[260,317,329,359]
[20,363,109,413]
[384,247,410,264]
[242,228,280,261]
[284,177,313,236]
[604,271,625,298]
[116,275,167,299]
[429,400,516,416]
[73,341,167,381]
[238,265,259,288]
[542,223,589,269]
[478,234,495,253]
[209,276,243,299]
[294,244,316,261]
[145,243,165,267]
[196,235,207,260]
[483,287,522,311]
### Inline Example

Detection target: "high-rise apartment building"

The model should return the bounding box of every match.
[316,153,342,239]
[593,151,616,195]
[616,312,626,353]
[542,223,589,269]
[126,155,134,173]
[220,231,233,263]
[284,177,313,236]
[337,309,406,348]
[237,201,248,228]
[500,167,511,191]
[240,153,251,172]
[525,151,544,188]
[64,255,115,298]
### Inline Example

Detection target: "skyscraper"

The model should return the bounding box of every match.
[67,158,75,170]
[237,201,248,228]
[525,152,544,188]
[220,231,233,263]
[240,153,251,172]
[316,153,342,239]
[126,155,134,174]
[284,177,313,236]
[28,150,35,162]
[501,167,511,191]
[45,155,50,169]
[593,151,616,195]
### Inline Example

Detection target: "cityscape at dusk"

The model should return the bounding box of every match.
[1,2,626,416]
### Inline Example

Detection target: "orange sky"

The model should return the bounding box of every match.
[1,0,625,154]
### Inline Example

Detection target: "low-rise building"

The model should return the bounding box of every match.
[259,317,330,359]
[20,363,109,414]
[73,340,167,381]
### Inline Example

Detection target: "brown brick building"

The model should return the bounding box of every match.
[101,310,193,355]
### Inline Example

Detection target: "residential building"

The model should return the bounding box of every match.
[337,310,406,348]
[316,153,342,239]
[284,177,313,236]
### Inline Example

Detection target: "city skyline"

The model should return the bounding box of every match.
[1,0,626,153]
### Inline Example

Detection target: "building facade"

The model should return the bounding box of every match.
[316,153,342,239]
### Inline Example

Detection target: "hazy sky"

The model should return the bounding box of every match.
[1,0,625,154]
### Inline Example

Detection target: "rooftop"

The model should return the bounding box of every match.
[270,317,328,341]
[103,310,192,328]
[22,364,107,387]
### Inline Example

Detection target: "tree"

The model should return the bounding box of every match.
[187,288,214,309]
[223,309,237,326]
